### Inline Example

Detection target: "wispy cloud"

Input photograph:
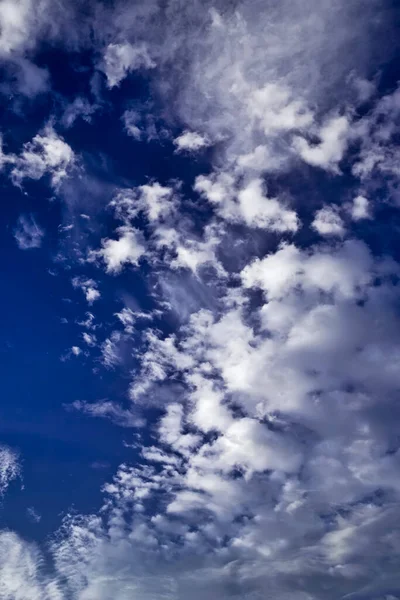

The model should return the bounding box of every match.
[14,214,44,250]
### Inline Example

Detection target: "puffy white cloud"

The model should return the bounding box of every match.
[14,214,44,249]
[236,178,299,231]
[157,224,226,277]
[93,226,146,274]
[0,0,35,56]
[195,175,299,231]
[102,42,155,88]
[174,131,210,152]
[350,194,371,221]
[139,182,175,222]
[11,126,75,188]
[311,205,345,237]
[241,239,375,301]
[1,1,400,599]
[293,115,350,171]
[247,83,313,136]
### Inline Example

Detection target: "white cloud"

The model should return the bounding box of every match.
[82,332,96,347]
[11,126,75,188]
[237,178,299,232]
[241,239,375,301]
[174,131,210,152]
[350,195,371,221]
[1,1,400,599]
[195,175,299,231]
[248,83,313,136]
[14,214,44,249]
[72,277,100,304]
[0,445,20,496]
[139,182,175,222]
[293,115,350,171]
[110,182,176,224]
[100,333,121,368]
[311,205,345,237]
[93,226,146,274]
[102,42,155,88]
[0,531,62,600]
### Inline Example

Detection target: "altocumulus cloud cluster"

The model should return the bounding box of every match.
[1,0,400,598]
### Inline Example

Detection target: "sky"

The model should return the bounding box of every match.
[1,0,400,598]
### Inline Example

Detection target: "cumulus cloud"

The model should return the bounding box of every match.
[11,126,75,188]
[14,214,44,249]
[311,205,345,237]
[293,115,350,172]
[174,131,210,152]
[350,195,371,220]
[1,1,400,599]
[195,175,299,231]
[92,226,146,274]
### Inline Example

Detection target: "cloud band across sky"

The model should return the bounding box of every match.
[0,1,400,599]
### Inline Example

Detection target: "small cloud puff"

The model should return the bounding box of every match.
[174,131,210,152]
[351,195,371,221]
[312,205,345,237]
[91,226,146,274]
[11,125,75,188]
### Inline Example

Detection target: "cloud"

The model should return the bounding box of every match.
[174,131,210,152]
[14,214,45,250]
[82,332,97,347]
[102,42,155,88]
[72,277,100,304]
[0,531,61,600]
[92,226,146,274]
[0,445,20,496]
[195,175,299,231]
[11,126,75,188]
[1,1,400,599]
[293,115,350,172]
[100,332,122,368]
[350,195,371,221]
[311,206,345,237]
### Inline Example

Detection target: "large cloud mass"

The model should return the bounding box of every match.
[0,0,400,599]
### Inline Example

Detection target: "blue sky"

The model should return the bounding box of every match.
[1,0,400,598]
